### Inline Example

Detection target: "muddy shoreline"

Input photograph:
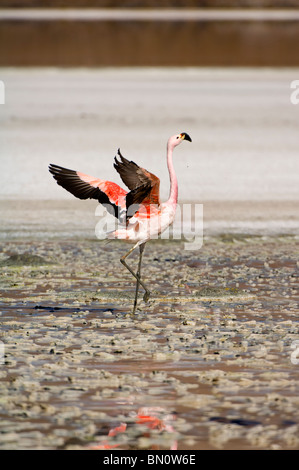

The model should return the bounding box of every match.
[1,66,298,450]
[0,235,298,449]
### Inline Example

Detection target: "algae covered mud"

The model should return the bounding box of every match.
[0,235,298,450]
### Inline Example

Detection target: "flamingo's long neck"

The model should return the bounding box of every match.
[166,142,178,208]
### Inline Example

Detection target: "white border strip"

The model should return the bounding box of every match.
[0,9,299,22]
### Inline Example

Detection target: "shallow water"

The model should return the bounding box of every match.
[0,236,298,449]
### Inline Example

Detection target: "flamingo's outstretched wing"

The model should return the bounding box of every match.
[114,149,161,206]
[49,164,151,221]
[49,164,125,219]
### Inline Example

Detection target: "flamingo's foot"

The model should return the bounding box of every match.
[143,290,151,303]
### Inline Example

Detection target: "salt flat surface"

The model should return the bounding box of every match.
[0,67,298,235]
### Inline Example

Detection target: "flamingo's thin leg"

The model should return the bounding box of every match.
[120,242,150,312]
[133,243,147,314]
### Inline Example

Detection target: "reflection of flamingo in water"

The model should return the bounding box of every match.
[49,132,191,313]
[88,407,177,450]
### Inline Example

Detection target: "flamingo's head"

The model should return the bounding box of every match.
[168,132,192,149]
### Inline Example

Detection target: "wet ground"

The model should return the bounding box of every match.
[0,235,298,450]
[1,67,298,450]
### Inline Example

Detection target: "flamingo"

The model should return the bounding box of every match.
[49,132,192,313]
[88,406,177,450]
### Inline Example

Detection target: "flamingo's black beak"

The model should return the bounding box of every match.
[180,132,192,142]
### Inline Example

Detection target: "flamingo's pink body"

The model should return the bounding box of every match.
[49,132,191,313]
